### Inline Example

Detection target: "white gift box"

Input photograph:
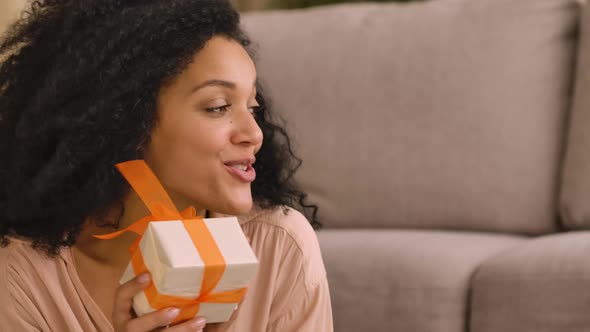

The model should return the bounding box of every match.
[120,216,258,323]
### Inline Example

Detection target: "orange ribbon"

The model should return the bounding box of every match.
[94,160,247,323]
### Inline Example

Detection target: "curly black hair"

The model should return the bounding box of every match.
[0,0,319,256]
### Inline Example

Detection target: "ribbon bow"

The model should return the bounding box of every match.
[94,160,247,323]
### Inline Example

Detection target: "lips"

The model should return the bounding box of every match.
[224,158,256,183]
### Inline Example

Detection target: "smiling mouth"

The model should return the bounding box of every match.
[224,159,256,183]
[229,164,248,171]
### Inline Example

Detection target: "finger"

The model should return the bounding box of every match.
[112,272,151,324]
[126,307,183,331]
[163,317,207,331]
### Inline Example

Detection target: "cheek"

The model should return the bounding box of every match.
[183,124,230,158]
[160,125,231,181]
[154,120,227,158]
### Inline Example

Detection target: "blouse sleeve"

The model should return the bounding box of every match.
[264,208,334,332]
[267,277,333,332]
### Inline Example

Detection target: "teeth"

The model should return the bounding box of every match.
[231,164,247,171]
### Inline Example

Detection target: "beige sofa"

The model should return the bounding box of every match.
[243,0,590,331]
[0,0,25,36]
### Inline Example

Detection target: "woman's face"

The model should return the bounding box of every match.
[142,36,263,215]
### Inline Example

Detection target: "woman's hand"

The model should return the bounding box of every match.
[113,273,207,331]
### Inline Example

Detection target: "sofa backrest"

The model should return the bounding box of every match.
[0,0,25,36]
[242,0,582,234]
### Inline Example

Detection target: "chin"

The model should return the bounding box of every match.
[213,197,253,216]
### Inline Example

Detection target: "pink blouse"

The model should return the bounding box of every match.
[0,207,334,331]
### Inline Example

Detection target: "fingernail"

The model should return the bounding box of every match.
[164,307,180,320]
[137,273,150,284]
[190,317,206,329]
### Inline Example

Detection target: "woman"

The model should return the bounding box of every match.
[0,0,333,331]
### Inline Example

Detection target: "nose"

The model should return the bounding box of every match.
[231,107,263,150]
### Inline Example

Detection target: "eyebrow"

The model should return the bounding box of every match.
[189,79,257,95]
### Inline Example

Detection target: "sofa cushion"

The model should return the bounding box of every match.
[560,3,590,230]
[471,231,590,332]
[243,0,580,234]
[317,229,523,332]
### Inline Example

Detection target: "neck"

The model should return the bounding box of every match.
[74,191,205,268]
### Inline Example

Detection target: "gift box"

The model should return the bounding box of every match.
[95,160,258,324]
[119,216,258,323]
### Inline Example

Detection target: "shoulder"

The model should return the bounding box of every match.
[240,206,327,289]
[240,206,317,246]
[0,237,39,276]
[0,237,64,293]
[0,239,42,311]
[0,236,57,266]
[0,238,73,329]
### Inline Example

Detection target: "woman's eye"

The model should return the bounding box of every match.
[248,105,261,116]
[205,104,231,113]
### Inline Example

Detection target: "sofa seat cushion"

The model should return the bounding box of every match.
[317,229,524,332]
[471,231,590,332]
